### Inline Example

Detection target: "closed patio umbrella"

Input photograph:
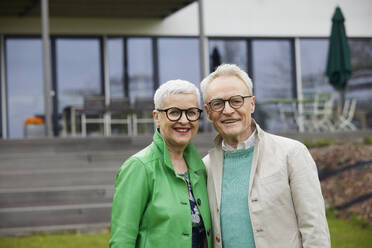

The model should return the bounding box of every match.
[210,47,221,72]
[326,6,352,114]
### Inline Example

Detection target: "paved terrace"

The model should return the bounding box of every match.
[0,130,371,236]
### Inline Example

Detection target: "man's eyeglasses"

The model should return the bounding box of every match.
[157,107,203,122]
[208,95,252,112]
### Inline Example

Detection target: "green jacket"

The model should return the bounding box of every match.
[110,130,212,248]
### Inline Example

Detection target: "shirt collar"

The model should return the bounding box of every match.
[221,130,256,152]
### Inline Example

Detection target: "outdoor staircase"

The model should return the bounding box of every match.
[0,134,214,237]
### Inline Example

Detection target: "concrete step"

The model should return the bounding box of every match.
[0,185,114,208]
[0,203,111,229]
[0,169,117,189]
[0,156,124,172]
[0,134,215,154]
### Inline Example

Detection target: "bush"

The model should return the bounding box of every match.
[363,136,372,145]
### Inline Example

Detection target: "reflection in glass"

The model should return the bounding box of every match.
[348,39,372,128]
[252,39,295,131]
[209,40,247,72]
[6,38,44,138]
[300,39,334,93]
[158,38,200,85]
[108,38,125,99]
[127,38,153,103]
[0,43,2,138]
[56,38,102,113]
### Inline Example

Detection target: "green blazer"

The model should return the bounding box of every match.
[110,130,212,248]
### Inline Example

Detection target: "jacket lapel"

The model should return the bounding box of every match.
[209,146,224,209]
[248,122,263,196]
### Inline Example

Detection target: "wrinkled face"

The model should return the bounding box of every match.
[204,75,255,146]
[153,93,199,150]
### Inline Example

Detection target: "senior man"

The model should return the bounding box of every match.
[200,64,330,248]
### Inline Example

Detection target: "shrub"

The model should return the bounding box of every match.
[363,136,372,145]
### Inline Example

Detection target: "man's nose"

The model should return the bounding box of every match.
[222,101,234,114]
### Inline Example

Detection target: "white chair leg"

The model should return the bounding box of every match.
[81,114,87,137]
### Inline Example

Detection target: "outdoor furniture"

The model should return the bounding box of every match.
[334,98,357,131]
[275,92,336,133]
[310,93,335,132]
[132,97,155,136]
[107,98,133,136]
[81,96,106,137]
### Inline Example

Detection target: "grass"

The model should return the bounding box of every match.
[0,214,371,248]
[327,209,372,248]
[0,230,110,248]
[304,138,335,148]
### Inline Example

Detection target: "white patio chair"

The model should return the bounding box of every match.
[107,98,133,136]
[310,93,335,132]
[81,96,106,137]
[132,97,156,136]
[335,99,357,131]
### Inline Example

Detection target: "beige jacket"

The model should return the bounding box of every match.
[203,122,330,248]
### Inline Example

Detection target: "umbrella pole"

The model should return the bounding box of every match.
[337,90,343,116]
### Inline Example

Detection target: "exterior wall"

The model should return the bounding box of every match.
[204,0,372,37]
[0,0,371,37]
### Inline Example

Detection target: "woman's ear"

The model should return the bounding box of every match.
[153,110,160,126]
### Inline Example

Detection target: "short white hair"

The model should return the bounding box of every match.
[200,64,253,102]
[154,79,201,109]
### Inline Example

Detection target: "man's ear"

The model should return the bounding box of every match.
[203,104,212,122]
[250,96,256,114]
[153,110,160,126]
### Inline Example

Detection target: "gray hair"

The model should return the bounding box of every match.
[200,64,253,102]
[154,79,201,109]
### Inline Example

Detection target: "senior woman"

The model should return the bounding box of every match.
[110,80,212,248]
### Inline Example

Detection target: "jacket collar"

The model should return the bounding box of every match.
[153,129,204,174]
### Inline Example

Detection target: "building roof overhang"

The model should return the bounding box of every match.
[0,0,197,19]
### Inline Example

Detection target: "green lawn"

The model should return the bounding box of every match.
[0,214,371,248]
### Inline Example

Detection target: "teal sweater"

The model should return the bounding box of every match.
[220,147,255,248]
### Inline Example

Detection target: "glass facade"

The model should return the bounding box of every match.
[127,38,154,103]
[348,39,372,128]
[108,38,125,99]
[300,39,334,94]
[56,38,102,113]
[209,39,248,72]
[300,38,372,129]
[0,39,2,138]
[252,39,295,130]
[158,38,200,86]
[1,36,371,138]
[6,38,44,139]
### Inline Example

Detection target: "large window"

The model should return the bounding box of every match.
[300,38,372,129]
[127,38,154,103]
[348,39,372,128]
[158,38,200,86]
[300,39,334,93]
[252,39,295,130]
[108,38,125,99]
[0,40,2,138]
[6,38,44,139]
[209,39,248,72]
[56,38,102,113]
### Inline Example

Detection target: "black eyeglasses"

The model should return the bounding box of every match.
[157,107,203,122]
[208,95,252,112]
